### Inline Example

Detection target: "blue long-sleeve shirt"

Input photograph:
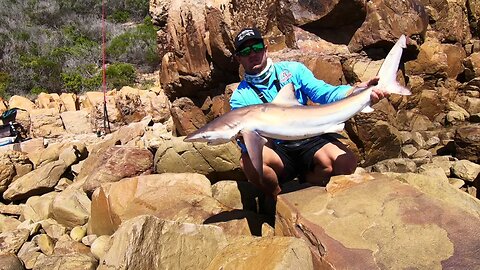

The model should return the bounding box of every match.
[230,61,351,110]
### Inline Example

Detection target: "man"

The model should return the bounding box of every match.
[230,27,387,198]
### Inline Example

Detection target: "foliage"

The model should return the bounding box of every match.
[0,0,154,98]
[105,63,136,90]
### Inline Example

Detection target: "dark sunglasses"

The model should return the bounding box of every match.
[236,42,265,57]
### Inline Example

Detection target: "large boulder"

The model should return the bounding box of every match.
[87,173,227,236]
[81,146,154,194]
[275,173,480,269]
[154,136,243,181]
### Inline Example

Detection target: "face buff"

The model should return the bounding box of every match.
[244,58,273,84]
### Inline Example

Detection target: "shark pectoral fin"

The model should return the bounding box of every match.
[271,83,302,106]
[361,106,374,113]
[241,130,267,181]
[324,123,345,133]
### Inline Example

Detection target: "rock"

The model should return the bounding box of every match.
[0,214,21,233]
[371,158,417,173]
[8,96,36,112]
[87,173,227,236]
[0,153,16,194]
[451,160,480,182]
[276,173,480,269]
[60,111,93,134]
[60,93,78,111]
[81,146,154,194]
[53,234,93,257]
[17,241,42,269]
[0,254,24,270]
[206,236,313,270]
[90,235,111,260]
[454,124,480,162]
[36,93,63,112]
[70,226,87,242]
[50,188,91,229]
[170,97,207,136]
[40,219,66,240]
[34,234,54,255]
[29,108,65,138]
[154,136,243,181]
[99,215,228,270]
[0,203,23,216]
[0,229,30,255]
[3,160,68,201]
[22,192,57,222]
[33,252,98,270]
[211,181,260,211]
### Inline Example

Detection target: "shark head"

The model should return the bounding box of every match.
[183,111,244,144]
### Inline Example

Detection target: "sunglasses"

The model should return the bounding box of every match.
[236,42,265,57]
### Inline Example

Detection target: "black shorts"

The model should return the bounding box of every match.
[274,134,339,184]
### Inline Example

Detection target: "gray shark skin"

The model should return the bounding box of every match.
[185,35,411,181]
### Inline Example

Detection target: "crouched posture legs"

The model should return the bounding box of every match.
[240,141,357,198]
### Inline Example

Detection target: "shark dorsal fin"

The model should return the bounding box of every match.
[271,83,301,106]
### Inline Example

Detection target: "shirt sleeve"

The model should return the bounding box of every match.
[295,62,351,104]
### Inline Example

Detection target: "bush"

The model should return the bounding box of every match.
[0,72,10,98]
[105,63,136,90]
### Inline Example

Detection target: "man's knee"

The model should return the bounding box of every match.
[333,151,357,175]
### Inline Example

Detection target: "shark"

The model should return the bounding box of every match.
[184,34,411,181]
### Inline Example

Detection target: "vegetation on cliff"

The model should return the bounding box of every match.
[0,0,158,98]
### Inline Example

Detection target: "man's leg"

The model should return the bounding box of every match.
[305,140,357,186]
[239,145,285,198]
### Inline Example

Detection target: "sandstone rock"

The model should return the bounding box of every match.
[36,92,64,112]
[29,108,65,138]
[206,236,313,270]
[0,214,21,233]
[40,219,66,240]
[0,254,24,270]
[70,226,87,242]
[50,188,91,229]
[90,235,111,260]
[0,203,23,216]
[405,39,466,79]
[3,160,67,201]
[60,93,78,111]
[86,91,123,132]
[8,96,36,112]
[170,97,207,136]
[424,0,471,43]
[34,234,54,255]
[22,192,57,222]
[99,215,228,270]
[16,239,40,268]
[371,158,417,173]
[53,234,93,257]
[61,111,93,134]
[87,173,227,236]
[451,160,480,182]
[276,173,480,269]
[34,252,98,270]
[0,229,30,255]
[154,136,243,181]
[0,153,15,193]
[454,124,480,162]
[81,146,154,194]
[211,180,260,211]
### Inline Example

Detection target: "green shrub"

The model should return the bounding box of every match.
[109,10,130,23]
[0,72,10,98]
[105,63,136,89]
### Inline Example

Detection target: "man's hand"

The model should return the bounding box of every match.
[359,77,388,105]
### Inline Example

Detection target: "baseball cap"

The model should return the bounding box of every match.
[234,27,263,52]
